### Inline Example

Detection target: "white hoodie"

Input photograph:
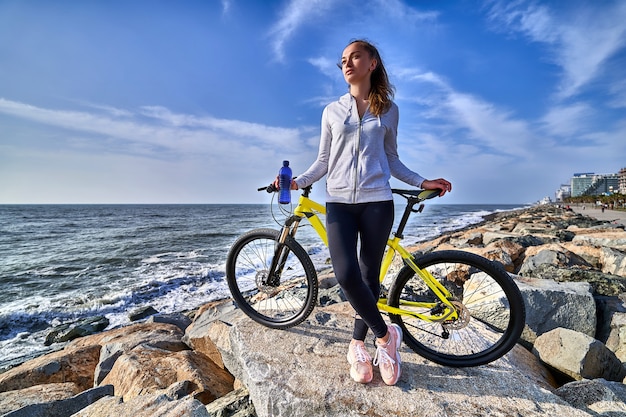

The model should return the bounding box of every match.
[294,93,425,204]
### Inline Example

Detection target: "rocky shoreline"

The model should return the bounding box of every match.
[1,205,626,416]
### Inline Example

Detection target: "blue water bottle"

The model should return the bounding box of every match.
[278,160,292,204]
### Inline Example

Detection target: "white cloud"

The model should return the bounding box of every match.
[371,0,439,23]
[0,98,311,157]
[221,0,232,16]
[541,103,594,137]
[0,98,321,203]
[393,69,534,159]
[267,0,337,62]
[444,92,534,158]
[269,0,437,63]
[393,67,448,90]
[307,56,339,79]
[486,1,626,100]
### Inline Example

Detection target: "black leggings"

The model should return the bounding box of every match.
[326,200,394,341]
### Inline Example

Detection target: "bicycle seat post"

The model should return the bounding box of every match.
[394,196,420,239]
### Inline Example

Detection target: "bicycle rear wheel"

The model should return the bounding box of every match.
[388,250,525,367]
[225,228,318,329]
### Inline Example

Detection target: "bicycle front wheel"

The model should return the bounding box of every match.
[225,228,318,329]
[388,250,525,367]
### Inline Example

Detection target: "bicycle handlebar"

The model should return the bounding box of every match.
[259,184,441,202]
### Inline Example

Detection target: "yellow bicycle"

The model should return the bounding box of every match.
[226,184,525,367]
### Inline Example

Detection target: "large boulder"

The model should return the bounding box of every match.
[518,243,591,276]
[182,300,242,369]
[100,345,235,404]
[556,378,626,416]
[91,322,189,385]
[533,328,626,382]
[2,385,113,417]
[0,383,80,415]
[0,344,101,393]
[606,312,626,362]
[571,227,626,250]
[210,302,592,417]
[601,247,626,277]
[515,276,596,344]
[72,387,211,417]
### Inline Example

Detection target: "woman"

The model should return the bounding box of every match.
[286,39,451,385]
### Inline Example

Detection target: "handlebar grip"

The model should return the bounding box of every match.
[258,184,278,193]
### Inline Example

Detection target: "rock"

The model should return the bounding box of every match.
[44,316,110,346]
[147,312,193,331]
[0,344,101,392]
[533,328,626,382]
[571,228,626,250]
[183,300,244,369]
[556,379,626,416]
[129,305,159,321]
[562,242,604,269]
[484,238,526,271]
[0,382,80,415]
[205,387,256,417]
[449,231,483,247]
[212,302,591,417]
[512,221,557,236]
[2,385,113,417]
[606,312,626,362]
[523,264,626,296]
[100,345,235,404]
[515,276,596,344]
[601,247,626,277]
[72,388,211,417]
[595,295,626,344]
[91,322,189,385]
[318,284,347,306]
[76,321,188,352]
[0,322,188,394]
[519,244,591,276]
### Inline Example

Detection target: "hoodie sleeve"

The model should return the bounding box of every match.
[294,105,331,189]
[384,103,426,188]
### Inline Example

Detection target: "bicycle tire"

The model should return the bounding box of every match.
[387,250,525,367]
[225,228,318,329]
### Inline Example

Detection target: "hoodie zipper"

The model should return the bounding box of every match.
[351,96,370,204]
[353,117,364,203]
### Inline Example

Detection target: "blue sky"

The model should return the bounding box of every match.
[1,0,625,204]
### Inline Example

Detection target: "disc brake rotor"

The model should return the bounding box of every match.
[443,301,470,330]
[255,270,276,294]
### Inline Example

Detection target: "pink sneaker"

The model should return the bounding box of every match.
[347,340,373,384]
[373,324,402,385]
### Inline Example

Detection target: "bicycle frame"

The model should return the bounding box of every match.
[277,187,459,323]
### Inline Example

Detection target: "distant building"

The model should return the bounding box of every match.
[620,167,626,194]
[571,173,595,197]
[555,184,571,202]
[571,172,620,196]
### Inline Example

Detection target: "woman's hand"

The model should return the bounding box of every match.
[421,178,452,196]
[273,177,299,190]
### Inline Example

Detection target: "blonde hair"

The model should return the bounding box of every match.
[346,39,395,116]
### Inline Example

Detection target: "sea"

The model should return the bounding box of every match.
[0,200,527,370]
